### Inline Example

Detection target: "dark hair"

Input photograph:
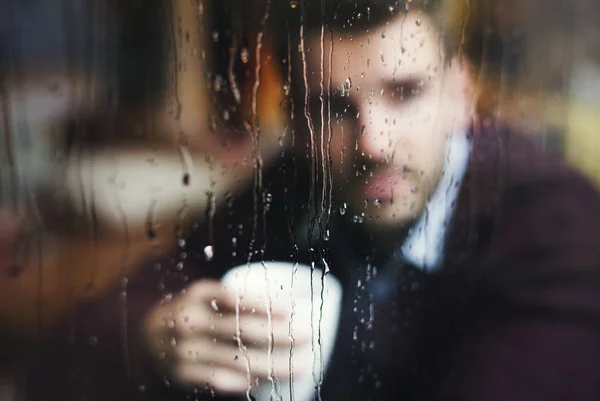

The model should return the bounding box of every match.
[302,0,441,30]
[298,0,450,51]
[293,0,525,83]
[454,0,599,93]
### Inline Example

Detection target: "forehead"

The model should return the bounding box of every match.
[306,13,443,85]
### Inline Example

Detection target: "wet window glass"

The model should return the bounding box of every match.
[2,1,600,400]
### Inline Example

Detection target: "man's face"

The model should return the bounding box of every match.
[305,12,472,228]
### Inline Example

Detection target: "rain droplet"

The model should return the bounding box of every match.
[210,299,219,311]
[240,47,250,64]
[290,0,298,8]
[341,77,352,96]
[204,245,215,261]
[212,31,219,42]
[339,203,347,215]
[213,75,223,92]
[381,30,386,38]
[182,173,190,186]
[415,18,422,26]
[411,186,418,193]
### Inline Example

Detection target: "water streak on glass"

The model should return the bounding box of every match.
[261,260,278,401]
[319,24,327,221]
[228,37,242,104]
[326,26,334,230]
[316,259,329,401]
[288,261,300,401]
[315,5,328,398]
[298,8,317,233]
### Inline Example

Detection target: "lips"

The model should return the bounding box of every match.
[361,171,414,199]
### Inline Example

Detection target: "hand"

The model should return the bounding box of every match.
[143,280,312,394]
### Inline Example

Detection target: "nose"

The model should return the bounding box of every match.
[354,100,398,165]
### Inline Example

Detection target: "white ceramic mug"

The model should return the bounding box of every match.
[222,262,342,401]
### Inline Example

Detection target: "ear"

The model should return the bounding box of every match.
[448,55,476,98]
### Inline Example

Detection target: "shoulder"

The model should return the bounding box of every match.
[449,122,600,273]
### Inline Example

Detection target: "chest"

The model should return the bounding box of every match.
[322,263,475,400]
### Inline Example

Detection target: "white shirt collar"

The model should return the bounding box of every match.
[401,133,471,271]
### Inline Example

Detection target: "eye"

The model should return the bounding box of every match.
[386,79,425,105]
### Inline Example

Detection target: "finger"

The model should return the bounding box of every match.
[186,280,292,317]
[168,302,311,348]
[170,304,214,337]
[175,363,249,394]
[176,339,306,379]
[144,297,198,339]
[239,295,293,317]
[185,280,239,308]
[145,294,311,352]
[209,314,312,346]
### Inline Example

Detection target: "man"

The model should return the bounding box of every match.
[135,1,600,400]
[287,1,600,400]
